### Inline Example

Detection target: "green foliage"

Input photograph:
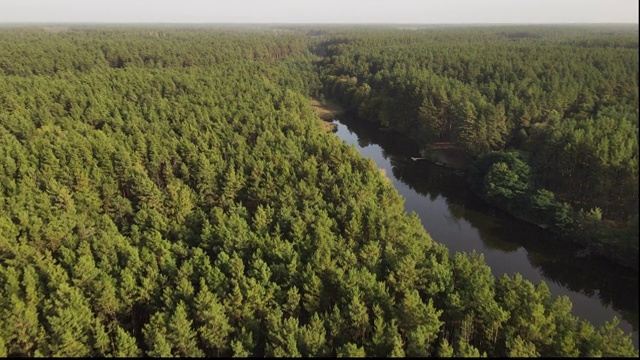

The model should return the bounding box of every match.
[437,338,454,357]
[530,189,557,222]
[0,25,636,358]
[484,162,528,203]
[298,313,327,356]
[143,313,174,357]
[598,317,638,357]
[315,25,639,268]
[337,342,366,357]
[194,283,231,356]
[114,326,142,357]
[0,336,6,357]
[469,151,532,208]
[506,335,539,357]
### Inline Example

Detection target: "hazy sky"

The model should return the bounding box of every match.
[0,0,638,24]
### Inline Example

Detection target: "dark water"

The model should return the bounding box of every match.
[332,115,639,348]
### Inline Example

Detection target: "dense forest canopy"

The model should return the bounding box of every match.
[0,26,637,357]
[312,25,639,269]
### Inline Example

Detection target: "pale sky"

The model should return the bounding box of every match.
[0,0,638,24]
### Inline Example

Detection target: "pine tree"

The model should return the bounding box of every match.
[113,325,141,357]
[298,313,327,357]
[507,335,539,357]
[437,338,454,357]
[44,284,94,357]
[337,342,366,357]
[143,312,173,357]
[168,301,204,357]
[194,283,231,356]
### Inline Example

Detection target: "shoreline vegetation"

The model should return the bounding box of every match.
[315,25,638,271]
[325,104,637,270]
[0,25,637,357]
[328,106,639,271]
[343,112,637,268]
[378,125,472,170]
[311,98,341,132]
[421,142,472,170]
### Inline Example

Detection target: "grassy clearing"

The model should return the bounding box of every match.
[422,142,472,170]
[311,99,343,133]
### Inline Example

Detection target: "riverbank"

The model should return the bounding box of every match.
[421,142,473,170]
[331,116,639,348]
[342,108,638,272]
[311,98,342,132]
[468,182,639,272]
[378,126,472,171]
[389,125,638,271]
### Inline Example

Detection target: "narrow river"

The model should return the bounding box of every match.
[332,115,639,348]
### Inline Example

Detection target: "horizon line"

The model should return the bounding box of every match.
[1,21,638,26]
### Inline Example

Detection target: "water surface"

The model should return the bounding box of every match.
[333,116,639,348]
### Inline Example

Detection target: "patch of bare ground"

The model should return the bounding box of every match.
[311,98,343,132]
[426,142,473,170]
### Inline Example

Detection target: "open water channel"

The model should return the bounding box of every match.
[331,115,639,348]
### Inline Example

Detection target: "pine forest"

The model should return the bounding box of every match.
[0,25,638,357]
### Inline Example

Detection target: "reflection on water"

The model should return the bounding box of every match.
[333,115,639,347]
